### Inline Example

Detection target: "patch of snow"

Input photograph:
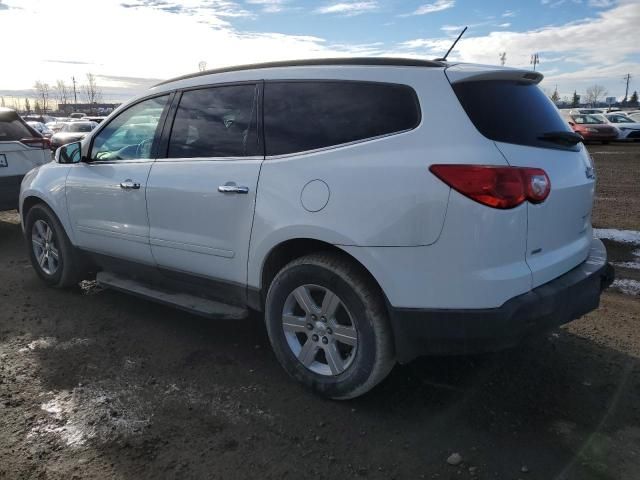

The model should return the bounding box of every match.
[21,337,93,353]
[594,229,640,245]
[612,279,640,296]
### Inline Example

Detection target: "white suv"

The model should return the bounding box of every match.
[1,108,50,211]
[19,58,613,399]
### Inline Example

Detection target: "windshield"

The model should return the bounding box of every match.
[64,122,95,133]
[572,114,603,125]
[606,114,634,124]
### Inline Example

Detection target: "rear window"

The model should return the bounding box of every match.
[452,80,574,150]
[264,81,420,156]
[0,118,33,142]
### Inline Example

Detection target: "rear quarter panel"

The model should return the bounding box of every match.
[247,66,510,289]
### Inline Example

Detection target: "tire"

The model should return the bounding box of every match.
[25,203,84,288]
[265,252,395,399]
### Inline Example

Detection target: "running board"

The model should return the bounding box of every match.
[96,271,248,320]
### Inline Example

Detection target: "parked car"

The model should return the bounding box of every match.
[69,112,86,119]
[627,111,640,122]
[46,121,69,134]
[22,114,56,125]
[568,108,605,115]
[594,113,640,141]
[49,121,98,150]
[563,113,618,144]
[19,58,613,399]
[27,121,54,139]
[84,116,107,124]
[0,108,49,211]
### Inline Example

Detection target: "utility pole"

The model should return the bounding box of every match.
[623,73,631,104]
[72,76,78,104]
[530,53,540,71]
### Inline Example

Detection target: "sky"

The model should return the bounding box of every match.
[0,0,638,106]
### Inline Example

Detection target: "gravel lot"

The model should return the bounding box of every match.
[1,144,639,480]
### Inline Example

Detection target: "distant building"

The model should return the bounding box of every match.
[59,103,121,115]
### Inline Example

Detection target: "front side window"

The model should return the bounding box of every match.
[167,85,260,159]
[264,81,420,156]
[606,115,633,124]
[91,95,169,161]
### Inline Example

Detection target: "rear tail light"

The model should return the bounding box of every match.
[429,164,550,209]
[20,137,50,150]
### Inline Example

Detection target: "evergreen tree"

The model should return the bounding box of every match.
[630,90,639,106]
[571,90,580,107]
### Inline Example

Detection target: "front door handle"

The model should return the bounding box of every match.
[218,183,249,194]
[120,179,141,190]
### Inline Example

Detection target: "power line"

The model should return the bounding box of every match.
[623,73,631,103]
[72,76,78,104]
[530,53,540,71]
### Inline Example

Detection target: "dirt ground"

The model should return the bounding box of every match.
[1,144,639,480]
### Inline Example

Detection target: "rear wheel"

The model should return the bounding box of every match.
[25,203,84,288]
[265,253,395,399]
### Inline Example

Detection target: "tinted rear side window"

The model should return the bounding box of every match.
[168,85,260,159]
[264,81,420,156]
[0,118,33,142]
[452,80,573,150]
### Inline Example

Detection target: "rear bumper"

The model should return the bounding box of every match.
[389,238,614,362]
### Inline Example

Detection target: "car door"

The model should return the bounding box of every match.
[65,94,171,264]
[146,84,263,301]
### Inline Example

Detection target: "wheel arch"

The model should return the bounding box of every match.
[253,238,388,312]
[20,194,76,245]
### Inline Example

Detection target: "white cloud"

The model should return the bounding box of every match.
[502,10,516,17]
[404,0,455,16]
[246,0,289,13]
[399,1,639,96]
[588,0,615,7]
[314,1,378,16]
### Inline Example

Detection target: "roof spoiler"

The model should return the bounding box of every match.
[445,64,543,85]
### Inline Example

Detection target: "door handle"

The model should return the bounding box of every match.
[120,179,141,190]
[218,183,249,194]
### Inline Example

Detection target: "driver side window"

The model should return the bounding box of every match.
[90,95,169,161]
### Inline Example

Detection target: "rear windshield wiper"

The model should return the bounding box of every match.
[538,131,583,146]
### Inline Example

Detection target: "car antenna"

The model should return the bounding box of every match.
[434,26,467,62]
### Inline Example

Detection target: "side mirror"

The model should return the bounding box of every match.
[55,142,83,164]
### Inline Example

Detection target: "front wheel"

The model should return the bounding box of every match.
[265,253,395,399]
[25,203,85,288]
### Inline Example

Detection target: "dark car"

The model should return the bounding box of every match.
[50,121,98,150]
[566,114,618,144]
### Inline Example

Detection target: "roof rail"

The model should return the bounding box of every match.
[154,57,445,87]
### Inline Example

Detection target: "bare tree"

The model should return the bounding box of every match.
[585,84,607,106]
[0,97,4,108]
[24,98,31,114]
[33,81,51,113]
[550,86,560,104]
[54,80,70,109]
[82,73,102,109]
[499,52,506,66]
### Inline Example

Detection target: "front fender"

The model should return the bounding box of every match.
[19,162,74,243]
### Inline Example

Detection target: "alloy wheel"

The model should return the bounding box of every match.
[31,219,60,275]
[281,284,358,376]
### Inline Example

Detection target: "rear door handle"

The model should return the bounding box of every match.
[218,183,249,194]
[120,179,141,190]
